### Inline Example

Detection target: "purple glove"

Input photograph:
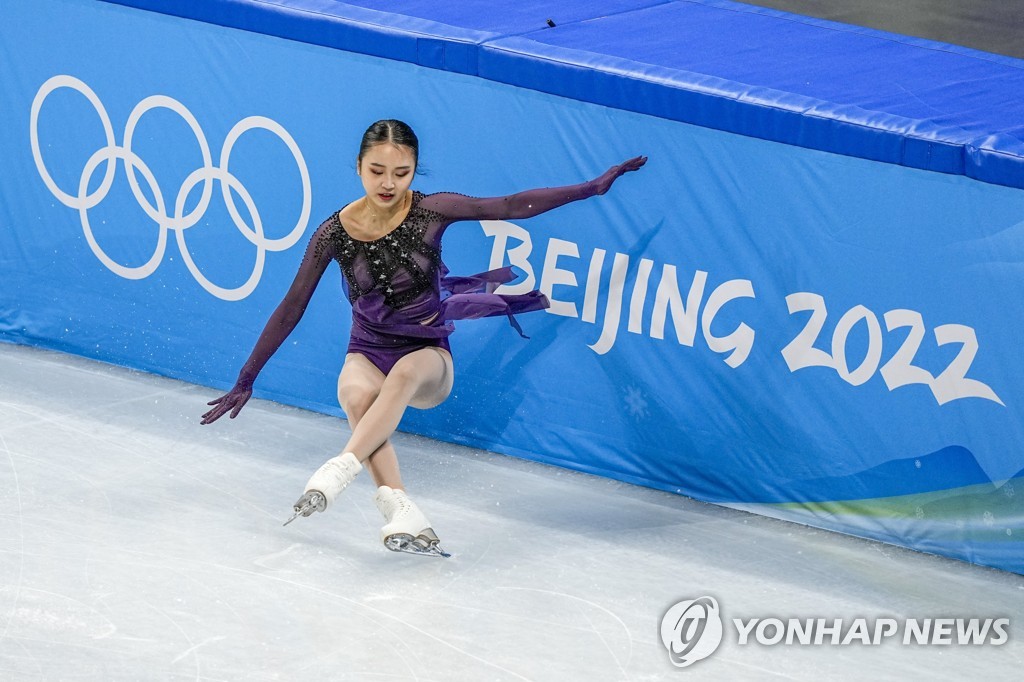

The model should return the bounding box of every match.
[201,378,254,424]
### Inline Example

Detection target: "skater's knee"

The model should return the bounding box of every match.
[338,382,379,420]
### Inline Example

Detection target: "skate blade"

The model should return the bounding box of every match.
[384,530,451,558]
[283,491,325,526]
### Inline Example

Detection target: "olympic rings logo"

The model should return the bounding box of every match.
[29,74,311,301]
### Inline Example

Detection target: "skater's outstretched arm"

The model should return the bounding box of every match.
[419,155,647,221]
[201,219,337,425]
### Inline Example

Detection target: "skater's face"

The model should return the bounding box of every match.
[357,143,416,212]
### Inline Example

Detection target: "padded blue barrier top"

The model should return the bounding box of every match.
[99,0,1024,188]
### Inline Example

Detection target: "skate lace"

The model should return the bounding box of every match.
[393,493,412,517]
[378,491,411,521]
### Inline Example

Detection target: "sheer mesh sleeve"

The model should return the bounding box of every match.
[234,217,338,388]
[418,180,598,223]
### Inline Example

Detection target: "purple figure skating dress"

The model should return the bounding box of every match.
[235,189,577,384]
[329,190,549,373]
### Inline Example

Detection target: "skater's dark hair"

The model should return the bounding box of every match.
[358,119,420,169]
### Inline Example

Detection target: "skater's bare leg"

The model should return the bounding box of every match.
[362,441,402,489]
[284,353,402,523]
[340,347,453,462]
[337,354,405,489]
[301,348,452,554]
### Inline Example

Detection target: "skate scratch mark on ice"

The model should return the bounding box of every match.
[0,401,57,432]
[142,602,201,680]
[298,629,421,681]
[78,387,190,418]
[577,600,627,679]
[498,587,632,675]
[6,405,311,539]
[0,399,90,430]
[171,635,228,665]
[17,452,116,515]
[4,585,118,640]
[0,430,25,644]
[112,544,525,680]
[0,386,186,425]
[439,536,493,594]
[142,557,533,682]
[252,543,303,569]
[371,638,421,682]
[4,635,45,677]
[0,395,349,547]
[170,568,249,632]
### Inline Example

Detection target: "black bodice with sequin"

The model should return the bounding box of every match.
[324,191,446,310]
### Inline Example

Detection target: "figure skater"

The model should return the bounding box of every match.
[201,119,646,556]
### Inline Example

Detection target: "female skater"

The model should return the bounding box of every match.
[201,119,645,556]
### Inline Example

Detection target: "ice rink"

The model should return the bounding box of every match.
[1,342,1022,680]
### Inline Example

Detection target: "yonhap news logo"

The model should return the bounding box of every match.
[660,597,724,667]
[30,74,311,301]
[660,596,1009,669]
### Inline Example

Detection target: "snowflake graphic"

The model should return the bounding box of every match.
[624,386,649,419]
[1003,482,1016,498]
[915,506,924,519]
[983,511,995,526]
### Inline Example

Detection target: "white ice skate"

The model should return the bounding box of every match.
[284,452,362,526]
[373,486,450,558]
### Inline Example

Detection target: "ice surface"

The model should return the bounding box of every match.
[1,342,1022,680]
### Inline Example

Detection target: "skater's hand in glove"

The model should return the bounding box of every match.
[589,155,647,196]
[201,381,252,425]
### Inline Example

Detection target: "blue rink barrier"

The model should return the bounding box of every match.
[1,0,1023,574]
